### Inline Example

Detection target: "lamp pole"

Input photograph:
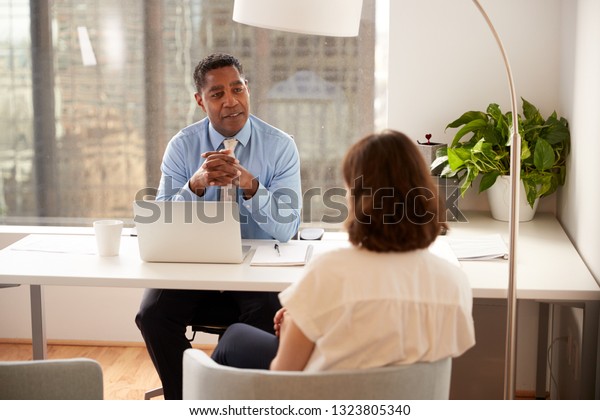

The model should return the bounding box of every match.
[471,0,520,400]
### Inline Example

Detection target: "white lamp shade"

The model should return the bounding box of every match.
[233,0,363,37]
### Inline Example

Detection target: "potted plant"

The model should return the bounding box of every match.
[431,98,570,221]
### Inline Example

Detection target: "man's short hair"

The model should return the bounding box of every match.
[193,52,244,92]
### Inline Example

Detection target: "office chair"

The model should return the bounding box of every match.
[182,349,452,400]
[143,323,228,400]
[0,358,104,400]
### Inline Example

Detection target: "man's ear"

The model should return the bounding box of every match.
[245,79,250,95]
[194,92,206,113]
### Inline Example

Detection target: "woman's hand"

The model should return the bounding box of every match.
[273,307,287,338]
[270,308,315,371]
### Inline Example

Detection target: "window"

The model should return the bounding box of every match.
[0,0,385,226]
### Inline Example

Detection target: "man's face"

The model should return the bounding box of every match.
[195,66,250,138]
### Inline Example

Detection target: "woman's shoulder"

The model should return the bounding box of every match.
[307,246,365,269]
[420,249,466,277]
[305,245,467,283]
[415,250,471,298]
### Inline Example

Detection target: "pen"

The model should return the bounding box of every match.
[274,243,281,257]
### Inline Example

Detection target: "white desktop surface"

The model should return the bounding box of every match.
[0,212,598,300]
[445,212,600,301]
[0,237,346,292]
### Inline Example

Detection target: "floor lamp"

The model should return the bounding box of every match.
[233,0,521,400]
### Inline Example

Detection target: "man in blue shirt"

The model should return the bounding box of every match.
[135,53,302,399]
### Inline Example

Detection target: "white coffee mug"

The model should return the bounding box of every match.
[93,220,124,256]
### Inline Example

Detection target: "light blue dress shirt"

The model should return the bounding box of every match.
[156,115,302,242]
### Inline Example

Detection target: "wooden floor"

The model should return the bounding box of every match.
[0,342,212,400]
[1,342,539,400]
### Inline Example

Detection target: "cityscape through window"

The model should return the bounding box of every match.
[0,0,384,227]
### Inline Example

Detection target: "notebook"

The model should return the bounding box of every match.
[446,234,509,260]
[250,243,313,266]
[133,200,250,263]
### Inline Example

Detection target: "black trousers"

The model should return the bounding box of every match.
[211,322,280,369]
[135,289,281,400]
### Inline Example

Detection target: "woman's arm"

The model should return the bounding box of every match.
[270,312,315,371]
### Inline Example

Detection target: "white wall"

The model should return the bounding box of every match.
[388,0,562,213]
[558,0,600,285]
[555,0,600,398]
[0,282,147,343]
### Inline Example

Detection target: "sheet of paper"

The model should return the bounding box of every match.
[10,235,97,255]
[446,234,509,260]
[250,243,313,266]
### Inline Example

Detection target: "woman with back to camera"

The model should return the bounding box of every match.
[211,129,476,371]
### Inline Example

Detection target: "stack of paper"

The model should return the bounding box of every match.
[447,234,509,261]
[250,243,313,266]
[10,235,97,255]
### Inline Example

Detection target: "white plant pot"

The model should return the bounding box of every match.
[486,175,539,222]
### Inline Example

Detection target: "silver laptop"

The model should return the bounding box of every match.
[133,200,250,263]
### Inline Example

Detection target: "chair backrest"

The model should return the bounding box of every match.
[182,349,451,400]
[0,358,104,400]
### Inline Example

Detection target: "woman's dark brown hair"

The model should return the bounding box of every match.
[343,129,446,252]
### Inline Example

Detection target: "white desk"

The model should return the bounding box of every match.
[0,212,598,396]
[446,213,600,398]
[0,236,323,293]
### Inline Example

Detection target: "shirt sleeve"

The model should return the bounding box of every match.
[278,253,339,342]
[240,135,302,242]
[155,135,200,202]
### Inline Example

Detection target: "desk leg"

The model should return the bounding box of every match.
[30,285,47,360]
[597,303,600,400]
[581,301,599,399]
[536,302,550,399]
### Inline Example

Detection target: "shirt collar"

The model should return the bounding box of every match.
[208,118,252,150]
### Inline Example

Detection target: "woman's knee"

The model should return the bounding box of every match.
[212,323,278,369]
[216,323,254,348]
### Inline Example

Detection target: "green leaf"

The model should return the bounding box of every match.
[447,147,469,170]
[450,119,488,147]
[521,139,532,161]
[533,139,554,171]
[522,178,539,208]
[522,98,543,125]
[479,171,501,193]
[482,124,504,145]
[430,155,448,173]
[446,111,487,129]
[557,166,567,186]
[549,172,560,193]
[459,166,478,197]
[542,121,570,146]
[440,165,458,178]
[487,103,503,122]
